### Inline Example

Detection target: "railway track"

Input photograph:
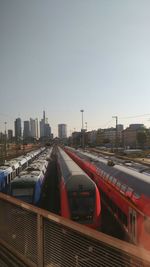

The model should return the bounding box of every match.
[89,147,150,167]
[0,145,42,163]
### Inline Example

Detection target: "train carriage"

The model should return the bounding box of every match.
[57,147,101,229]
[64,147,150,251]
[0,166,13,193]
[9,147,53,205]
[0,147,47,194]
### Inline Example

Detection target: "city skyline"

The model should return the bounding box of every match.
[1,111,150,139]
[1,1,150,135]
[1,111,150,138]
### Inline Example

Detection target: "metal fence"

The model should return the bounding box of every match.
[0,192,150,267]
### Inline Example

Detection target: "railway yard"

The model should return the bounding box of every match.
[1,145,150,266]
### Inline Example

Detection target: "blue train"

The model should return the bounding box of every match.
[9,147,53,205]
[0,147,45,193]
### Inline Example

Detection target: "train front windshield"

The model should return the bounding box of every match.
[69,192,95,223]
[11,187,34,203]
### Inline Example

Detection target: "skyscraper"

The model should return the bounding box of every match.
[23,121,30,138]
[58,124,67,139]
[40,111,51,138]
[30,118,38,139]
[14,118,22,141]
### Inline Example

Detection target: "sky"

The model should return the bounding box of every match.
[1,0,150,137]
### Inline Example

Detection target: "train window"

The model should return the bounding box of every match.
[133,192,141,199]
[122,213,128,227]
[103,171,106,177]
[104,174,109,181]
[126,187,133,194]
[120,184,127,192]
[112,178,117,184]
[12,166,15,171]
[144,218,150,235]
[108,176,113,182]
[69,194,94,222]
[11,188,34,203]
[116,181,121,189]
[8,174,11,183]
[12,188,34,197]
[117,207,122,219]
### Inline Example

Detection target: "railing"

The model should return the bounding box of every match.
[0,192,150,267]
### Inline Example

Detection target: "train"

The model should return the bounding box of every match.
[0,147,45,194]
[9,147,53,205]
[64,147,150,251]
[56,147,101,229]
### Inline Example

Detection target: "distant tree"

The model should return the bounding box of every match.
[136,131,147,148]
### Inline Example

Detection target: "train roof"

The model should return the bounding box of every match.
[66,173,96,191]
[76,150,150,197]
[0,166,12,175]
[11,175,38,187]
[57,147,96,190]
[4,160,20,169]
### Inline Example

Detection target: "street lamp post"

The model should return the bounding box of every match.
[4,122,7,158]
[112,116,118,152]
[80,110,84,148]
[85,122,87,131]
[80,109,84,130]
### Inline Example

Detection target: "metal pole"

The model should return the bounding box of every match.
[4,122,7,158]
[80,109,84,130]
[112,116,118,151]
[80,110,84,148]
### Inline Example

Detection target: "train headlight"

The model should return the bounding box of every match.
[144,218,150,234]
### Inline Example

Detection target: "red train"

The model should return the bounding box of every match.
[64,147,150,251]
[56,147,101,229]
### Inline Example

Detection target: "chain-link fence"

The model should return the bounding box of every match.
[0,192,150,267]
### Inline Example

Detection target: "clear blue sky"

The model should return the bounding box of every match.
[1,0,150,136]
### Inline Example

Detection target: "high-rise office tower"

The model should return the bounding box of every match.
[40,111,51,138]
[30,118,38,139]
[23,121,31,138]
[58,124,67,139]
[14,118,22,140]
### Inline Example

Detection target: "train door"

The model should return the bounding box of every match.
[129,208,137,244]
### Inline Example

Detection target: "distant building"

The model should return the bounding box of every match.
[116,124,124,146]
[127,124,144,130]
[122,124,145,148]
[40,110,52,139]
[0,132,5,142]
[116,124,124,132]
[40,111,46,137]
[45,123,51,137]
[8,129,13,142]
[23,121,31,138]
[96,128,116,146]
[86,130,97,146]
[30,118,38,139]
[58,124,67,139]
[14,118,22,141]
[72,131,81,147]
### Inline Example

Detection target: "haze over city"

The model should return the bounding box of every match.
[1,0,150,136]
